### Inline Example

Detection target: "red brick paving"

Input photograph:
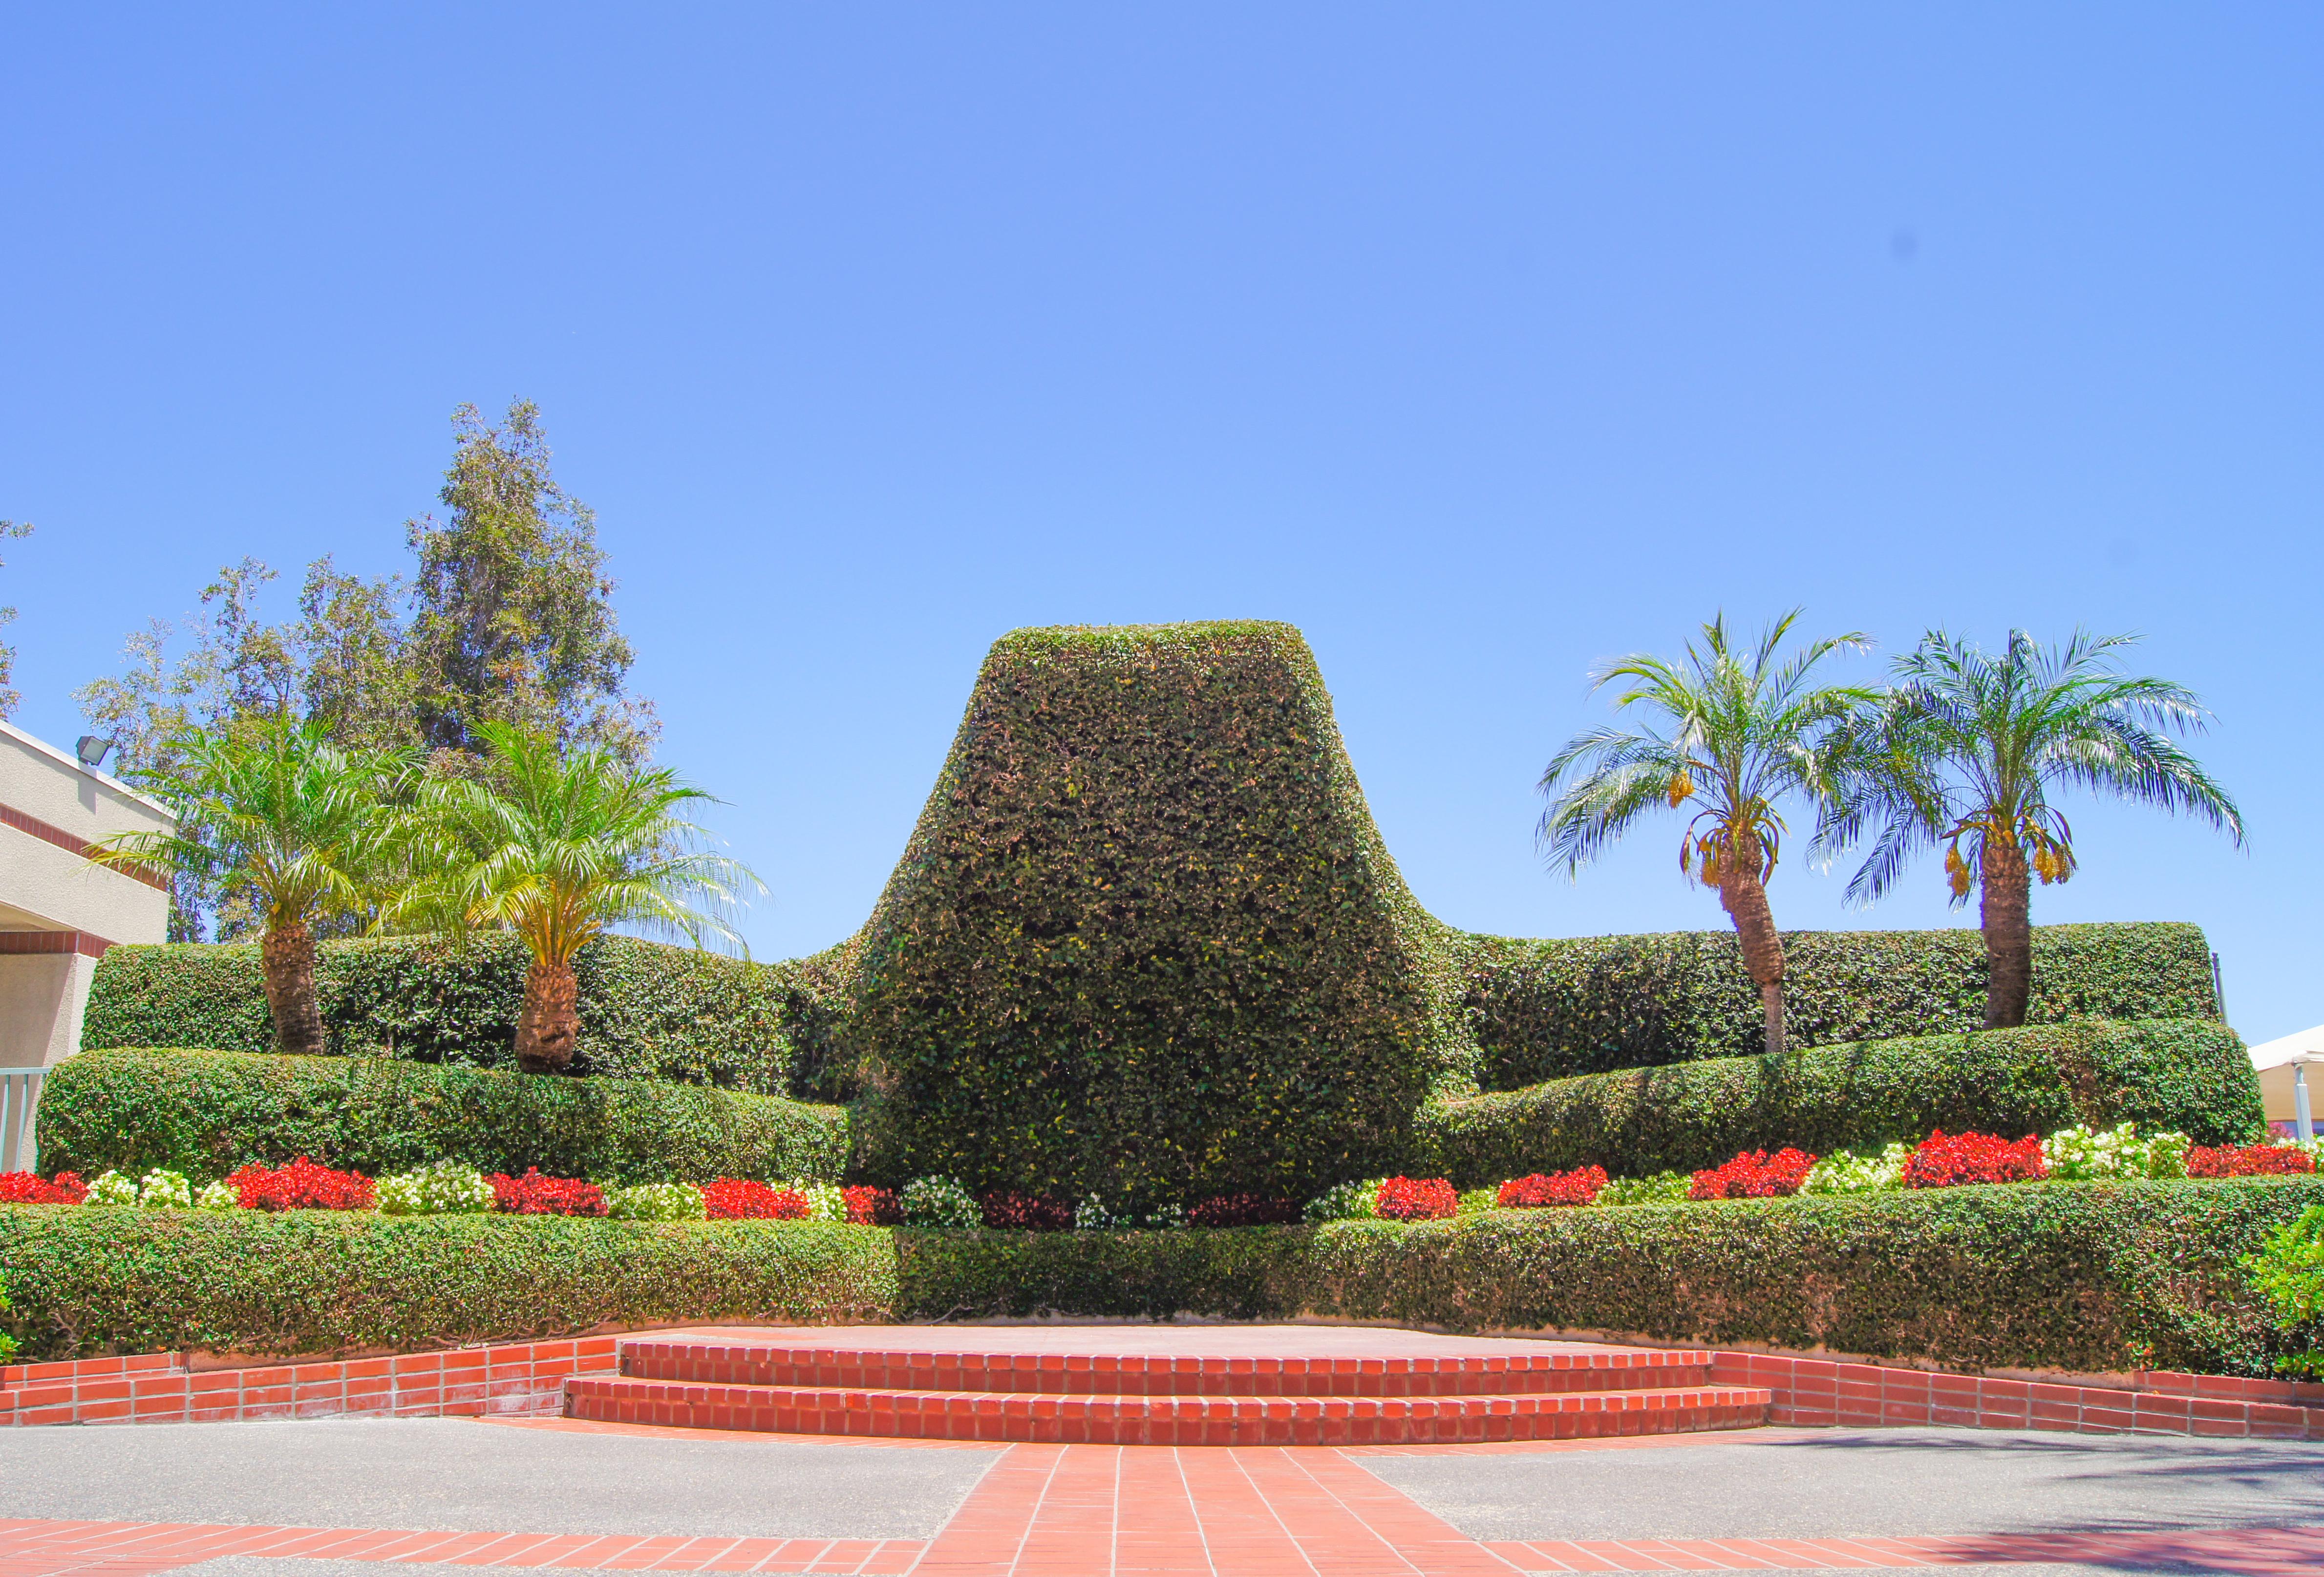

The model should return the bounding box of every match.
[6,1438,2323,1575]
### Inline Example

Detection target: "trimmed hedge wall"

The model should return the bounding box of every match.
[0,1210,894,1362]
[834,621,1474,1204]
[1462,922,2221,1088]
[79,934,832,1095]
[1418,1019,2262,1184]
[36,1048,850,1186]
[893,1179,2324,1376]
[5,1180,2311,1373]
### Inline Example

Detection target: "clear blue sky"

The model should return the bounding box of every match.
[4,5,2316,1040]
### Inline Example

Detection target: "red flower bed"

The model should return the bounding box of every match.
[225,1157,375,1211]
[487,1169,608,1216]
[1690,1149,1816,1200]
[0,1171,87,1205]
[979,1190,1075,1231]
[1186,1193,1303,1228]
[842,1185,900,1226]
[2187,1144,2316,1178]
[1374,1176,1459,1221]
[1497,1167,1609,1209]
[1902,1130,2047,1188]
[701,1178,810,1219]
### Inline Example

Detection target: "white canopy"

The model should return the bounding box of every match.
[2248,1025,2324,1123]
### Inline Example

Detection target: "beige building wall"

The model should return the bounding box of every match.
[0,720,174,1068]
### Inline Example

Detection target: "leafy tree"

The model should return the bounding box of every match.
[1538,611,1872,1055]
[405,401,657,761]
[85,718,409,1055]
[387,723,752,1073]
[75,559,413,939]
[1825,629,2241,1029]
[0,518,31,720]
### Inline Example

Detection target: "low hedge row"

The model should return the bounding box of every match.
[4,1178,2312,1374]
[36,1048,850,1186]
[0,1209,894,1362]
[895,1178,2323,1376]
[78,935,842,1095]
[1418,1018,2262,1184]
[1463,922,2220,1087]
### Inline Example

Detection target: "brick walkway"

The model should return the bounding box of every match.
[5,1431,2324,1577]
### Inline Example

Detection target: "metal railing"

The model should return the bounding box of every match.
[0,1069,44,1174]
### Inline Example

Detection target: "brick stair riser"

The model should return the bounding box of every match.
[616,1348,1714,1398]
[562,1377,1771,1446]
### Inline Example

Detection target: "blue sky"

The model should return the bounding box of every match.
[3,5,2316,1039]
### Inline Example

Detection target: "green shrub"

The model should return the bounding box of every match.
[2246,1204,2324,1377]
[37,1047,849,1186]
[0,1273,15,1363]
[79,934,837,1095]
[0,1208,895,1362]
[1418,1019,2261,1185]
[834,622,1475,1204]
[893,1178,2324,1375]
[1463,922,2221,1087]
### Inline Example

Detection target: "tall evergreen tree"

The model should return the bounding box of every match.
[405,401,657,761]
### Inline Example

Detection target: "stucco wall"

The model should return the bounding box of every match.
[0,721,173,1068]
[0,721,171,943]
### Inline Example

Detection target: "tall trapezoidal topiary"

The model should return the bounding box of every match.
[836,621,1475,1204]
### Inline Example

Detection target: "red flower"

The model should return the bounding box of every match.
[224,1157,376,1211]
[0,1170,87,1205]
[1187,1194,1303,1228]
[842,1185,900,1226]
[487,1169,608,1216]
[1901,1131,2047,1189]
[1690,1149,1817,1200]
[978,1190,1074,1231]
[701,1178,810,1220]
[1375,1177,1459,1221]
[1498,1167,1609,1209]
[2187,1145,2316,1178]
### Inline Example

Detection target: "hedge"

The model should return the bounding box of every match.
[0,1209,894,1362]
[1417,1019,2263,1184]
[36,1048,850,1186]
[6,1180,2310,1373]
[79,934,834,1095]
[893,1178,2324,1376]
[832,621,1475,1204]
[1462,922,2221,1088]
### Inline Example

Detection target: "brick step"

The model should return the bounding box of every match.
[617,1337,1715,1397]
[563,1375,1773,1446]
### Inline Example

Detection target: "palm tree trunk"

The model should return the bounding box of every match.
[1980,837,2033,1029]
[516,959,581,1074]
[260,920,326,1057]
[1715,836,1788,1056]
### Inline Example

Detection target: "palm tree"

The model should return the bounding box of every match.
[1539,611,1873,1056]
[388,723,757,1073]
[85,718,406,1055]
[1824,629,2241,1029]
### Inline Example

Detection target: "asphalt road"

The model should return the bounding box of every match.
[1359,1426,2324,1544]
[0,1418,999,1541]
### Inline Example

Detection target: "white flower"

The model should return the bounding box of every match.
[605,1182,707,1221]
[137,1168,193,1209]
[898,1176,981,1228]
[85,1170,138,1207]
[377,1160,495,1216]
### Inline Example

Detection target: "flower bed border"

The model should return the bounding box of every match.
[3,1333,2318,1441]
[0,1336,616,1426]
